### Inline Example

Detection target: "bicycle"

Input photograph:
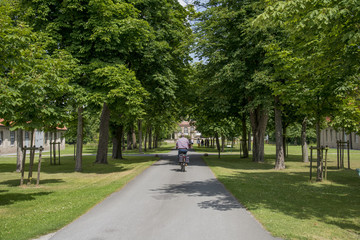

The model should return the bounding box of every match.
[178,153,189,172]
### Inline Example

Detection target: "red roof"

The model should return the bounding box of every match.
[179,121,190,127]
[0,119,66,130]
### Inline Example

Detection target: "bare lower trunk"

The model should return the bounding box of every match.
[221,135,225,152]
[28,129,35,181]
[215,133,221,159]
[248,131,252,151]
[138,120,143,152]
[132,126,137,149]
[53,132,56,164]
[75,106,83,171]
[122,129,126,151]
[301,117,309,163]
[250,107,269,162]
[144,127,148,152]
[241,115,248,158]
[283,127,287,157]
[274,96,285,170]
[148,127,152,149]
[112,125,123,159]
[16,129,23,172]
[154,134,158,148]
[316,120,322,181]
[95,102,110,164]
[127,131,132,150]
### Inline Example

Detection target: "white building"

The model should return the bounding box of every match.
[0,121,66,154]
[320,128,360,150]
[173,121,201,140]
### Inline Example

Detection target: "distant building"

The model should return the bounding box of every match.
[173,121,201,140]
[0,120,66,154]
[320,128,360,150]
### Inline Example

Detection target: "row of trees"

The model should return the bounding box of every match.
[191,0,360,178]
[0,0,193,171]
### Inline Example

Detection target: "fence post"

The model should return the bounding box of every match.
[20,147,27,186]
[36,147,43,186]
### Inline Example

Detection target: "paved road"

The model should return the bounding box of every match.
[44,150,279,240]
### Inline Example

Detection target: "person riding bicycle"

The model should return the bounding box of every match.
[176,134,190,157]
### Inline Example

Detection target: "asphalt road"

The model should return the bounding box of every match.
[44,150,279,240]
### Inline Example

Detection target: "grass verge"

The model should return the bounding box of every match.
[0,152,157,240]
[202,146,360,240]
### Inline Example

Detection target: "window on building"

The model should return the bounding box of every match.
[0,131,3,145]
[10,131,15,146]
[356,134,359,144]
[25,131,29,141]
[325,130,328,142]
[190,126,194,132]
[330,129,333,141]
[45,132,48,142]
[184,127,188,134]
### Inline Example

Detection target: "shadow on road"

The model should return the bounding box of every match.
[151,178,244,212]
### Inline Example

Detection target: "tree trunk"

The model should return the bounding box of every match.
[112,136,118,158]
[283,127,287,157]
[28,129,35,181]
[16,129,23,172]
[154,134,158,148]
[144,127,148,152]
[148,127,152,149]
[250,107,269,162]
[274,96,285,170]
[75,106,83,171]
[215,133,221,159]
[132,126,137,149]
[53,132,56,164]
[301,117,309,163]
[316,120,322,181]
[248,130,252,151]
[122,128,126,151]
[221,135,225,152]
[241,115,248,158]
[95,102,110,164]
[138,120,143,152]
[112,125,123,159]
[127,131,132,150]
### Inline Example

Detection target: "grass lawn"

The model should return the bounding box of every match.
[202,144,360,240]
[0,146,158,240]
[56,141,175,157]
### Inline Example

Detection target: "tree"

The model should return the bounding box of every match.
[18,0,153,164]
[194,0,273,162]
[130,0,194,145]
[256,0,360,179]
[1,2,77,171]
[90,64,147,164]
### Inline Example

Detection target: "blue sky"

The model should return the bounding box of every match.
[178,0,186,6]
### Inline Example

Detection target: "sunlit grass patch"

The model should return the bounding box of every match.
[203,150,360,240]
[0,153,157,240]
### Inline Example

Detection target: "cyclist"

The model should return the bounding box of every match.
[176,134,190,157]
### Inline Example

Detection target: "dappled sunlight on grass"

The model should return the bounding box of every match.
[0,153,157,240]
[203,150,360,240]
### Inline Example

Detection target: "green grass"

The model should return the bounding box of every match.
[0,148,157,240]
[57,142,174,157]
[202,144,360,240]
[120,141,175,154]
